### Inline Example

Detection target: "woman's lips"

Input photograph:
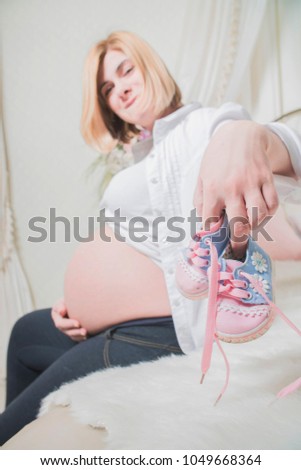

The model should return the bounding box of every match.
[125,97,137,109]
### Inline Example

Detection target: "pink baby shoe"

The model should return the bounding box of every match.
[200,237,301,404]
[175,213,229,299]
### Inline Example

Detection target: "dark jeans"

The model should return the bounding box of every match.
[0,308,182,445]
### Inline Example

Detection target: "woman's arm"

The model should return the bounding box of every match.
[194,120,298,256]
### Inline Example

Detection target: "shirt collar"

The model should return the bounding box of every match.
[131,102,202,161]
[153,102,202,144]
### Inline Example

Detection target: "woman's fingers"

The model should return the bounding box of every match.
[51,309,78,329]
[193,177,203,217]
[261,180,279,215]
[200,187,224,230]
[64,328,87,342]
[52,298,67,316]
[51,298,86,341]
[244,186,278,249]
[51,309,82,332]
[226,198,250,258]
[244,188,269,227]
[192,121,284,259]
[52,312,87,341]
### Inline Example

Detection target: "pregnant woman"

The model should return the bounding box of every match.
[1,31,300,445]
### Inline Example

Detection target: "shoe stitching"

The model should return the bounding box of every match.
[178,256,208,283]
[217,304,270,316]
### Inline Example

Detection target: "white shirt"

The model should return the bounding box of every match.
[100,102,301,353]
[100,157,162,265]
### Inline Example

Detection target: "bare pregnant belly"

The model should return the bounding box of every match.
[64,226,171,334]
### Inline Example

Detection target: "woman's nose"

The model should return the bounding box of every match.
[117,82,131,99]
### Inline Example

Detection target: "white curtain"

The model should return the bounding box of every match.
[175,0,267,106]
[0,112,33,379]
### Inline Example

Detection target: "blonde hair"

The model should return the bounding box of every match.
[81,31,182,152]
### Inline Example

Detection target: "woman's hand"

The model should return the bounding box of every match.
[193,120,293,257]
[51,298,87,341]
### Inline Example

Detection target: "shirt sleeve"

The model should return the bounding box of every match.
[265,122,301,179]
[208,101,252,136]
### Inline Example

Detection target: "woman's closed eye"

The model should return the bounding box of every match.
[104,86,113,97]
[99,83,113,99]
[124,66,134,75]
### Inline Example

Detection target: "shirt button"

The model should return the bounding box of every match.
[151,177,158,184]
[168,267,174,275]
[173,299,181,307]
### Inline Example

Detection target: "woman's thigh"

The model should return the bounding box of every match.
[104,319,183,367]
[25,318,183,385]
[6,308,76,404]
[8,308,76,370]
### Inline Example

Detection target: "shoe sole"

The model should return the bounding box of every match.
[175,282,208,300]
[216,307,276,344]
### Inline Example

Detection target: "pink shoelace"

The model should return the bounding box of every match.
[186,240,210,268]
[185,217,225,269]
[201,239,301,405]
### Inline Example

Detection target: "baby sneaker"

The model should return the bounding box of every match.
[175,213,229,299]
[215,238,275,343]
[201,236,301,403]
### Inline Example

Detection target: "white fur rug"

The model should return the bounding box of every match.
[39,261,301,450]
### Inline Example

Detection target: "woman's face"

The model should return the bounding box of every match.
[99,49,156,130]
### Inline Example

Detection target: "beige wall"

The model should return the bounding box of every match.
[1,0,300,310]
[1,0,189,309]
